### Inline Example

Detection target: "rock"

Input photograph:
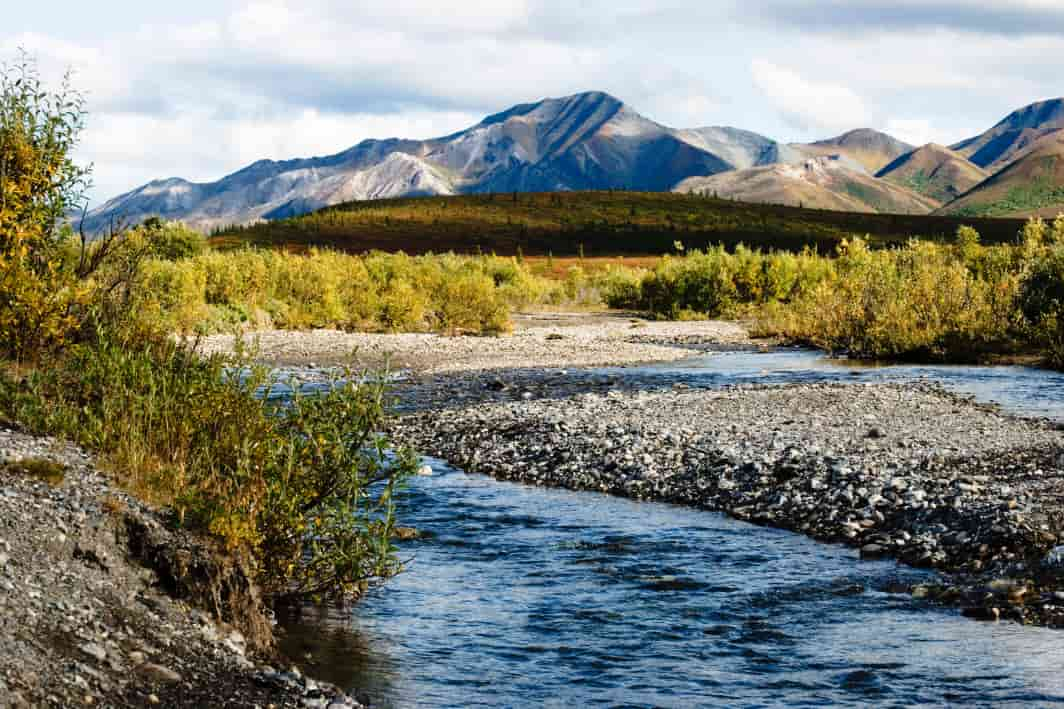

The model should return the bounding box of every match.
[962,607,1001,621]
[136,663,182,684]
[860,544,887,559]
[79,643,107,662]
[866,427,886,439]
[416,465,433,477]
[1043,545,1064,570]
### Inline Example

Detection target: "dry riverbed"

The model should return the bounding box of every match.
[195,312,753,372]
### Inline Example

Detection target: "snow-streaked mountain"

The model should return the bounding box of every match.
[84,91,756,232]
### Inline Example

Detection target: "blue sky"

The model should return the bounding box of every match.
[6,1,1064,204]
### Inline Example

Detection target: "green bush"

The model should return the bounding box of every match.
[126,248,567,335]
[755,237,1020,359]
[0,332,415,601]
[1019,244,1064,366]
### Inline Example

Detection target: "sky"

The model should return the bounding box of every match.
[5,0,1064,204]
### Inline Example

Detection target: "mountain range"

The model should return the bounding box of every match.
[82,92,1064,232]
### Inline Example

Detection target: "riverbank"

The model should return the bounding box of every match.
[0,428,366,708]
[389,367,1064,627]
[194,313,754,372]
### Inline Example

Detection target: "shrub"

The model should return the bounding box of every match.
[1019,244,1064,366]
[757,238,1019,359]
[141,218,207,260]
[0,53,91,360]
[0,332,416,601]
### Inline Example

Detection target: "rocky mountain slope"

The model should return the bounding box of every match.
[84,93,1064,230]
[792,128,914,174]
[877,144,989,204]
[84,92,744,232]
[952,98,1064,171]
[675,155,940,214]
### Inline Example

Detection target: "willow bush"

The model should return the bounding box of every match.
[131,247,566,336]
[0,332,416,601]
[0,52,91,360]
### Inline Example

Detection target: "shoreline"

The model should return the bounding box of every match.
[193,313,755,373]
[0,429,366,708]
[196,319,1064,627]
[388,366,1064,628]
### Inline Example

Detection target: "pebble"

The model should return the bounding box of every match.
[390,372,1064,629]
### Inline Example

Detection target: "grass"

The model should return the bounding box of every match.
[951,173,1064,218]
[0,333,417,601]
[210,191,1028,256]
[0,457,67,486]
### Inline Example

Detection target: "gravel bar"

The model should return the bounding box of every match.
[391,373,1064,627]
[194,316,753,373]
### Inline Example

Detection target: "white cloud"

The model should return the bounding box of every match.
[750,59,869,135]
[7,1,1064,204]
[883,119,937,147]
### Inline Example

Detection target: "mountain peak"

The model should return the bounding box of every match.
[478,90,624,128]
[951,97,1064,169]
[814,128,912,152]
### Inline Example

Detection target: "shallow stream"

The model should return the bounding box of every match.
[281,350,1064,708]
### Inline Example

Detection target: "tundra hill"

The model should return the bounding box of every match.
[674,156,940,214]
[210,191,1026,256]
[938,131,1064,218]
[792,128,914,174]
[951,98,1064,171]
[877,144,989,204]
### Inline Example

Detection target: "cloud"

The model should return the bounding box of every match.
[750,59,869,134]
[7,0,1064,204]
[749,0,1064,37]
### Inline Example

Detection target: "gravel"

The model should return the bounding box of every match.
[391,373,1064,627]
[0,428,366,708]
[194,316,753,373]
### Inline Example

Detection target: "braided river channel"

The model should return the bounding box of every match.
[279,350,1064,708]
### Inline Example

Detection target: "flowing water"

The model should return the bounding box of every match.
[280,350,1064,708]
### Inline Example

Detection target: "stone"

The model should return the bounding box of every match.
[416,465,433,477]
[860,544,887,559]
[136,663,182,684]
[1043,545,1064,570]
[79,643,107,662]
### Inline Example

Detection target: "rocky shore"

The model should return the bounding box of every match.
[194,314,753,372]
[0,429,366,708]
[390,370,1064,627]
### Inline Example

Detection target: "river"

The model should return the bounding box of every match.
[280,350,1064,708]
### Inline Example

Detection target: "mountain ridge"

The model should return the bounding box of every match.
[83,91,1064,232]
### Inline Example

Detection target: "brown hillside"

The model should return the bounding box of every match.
[952,98,1064,171]
[937,131,1064,217]
[876,144,988,204]
[794,128,914,173]
[675,156,939,214]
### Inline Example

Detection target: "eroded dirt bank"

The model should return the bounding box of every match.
[0,429,365,708]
